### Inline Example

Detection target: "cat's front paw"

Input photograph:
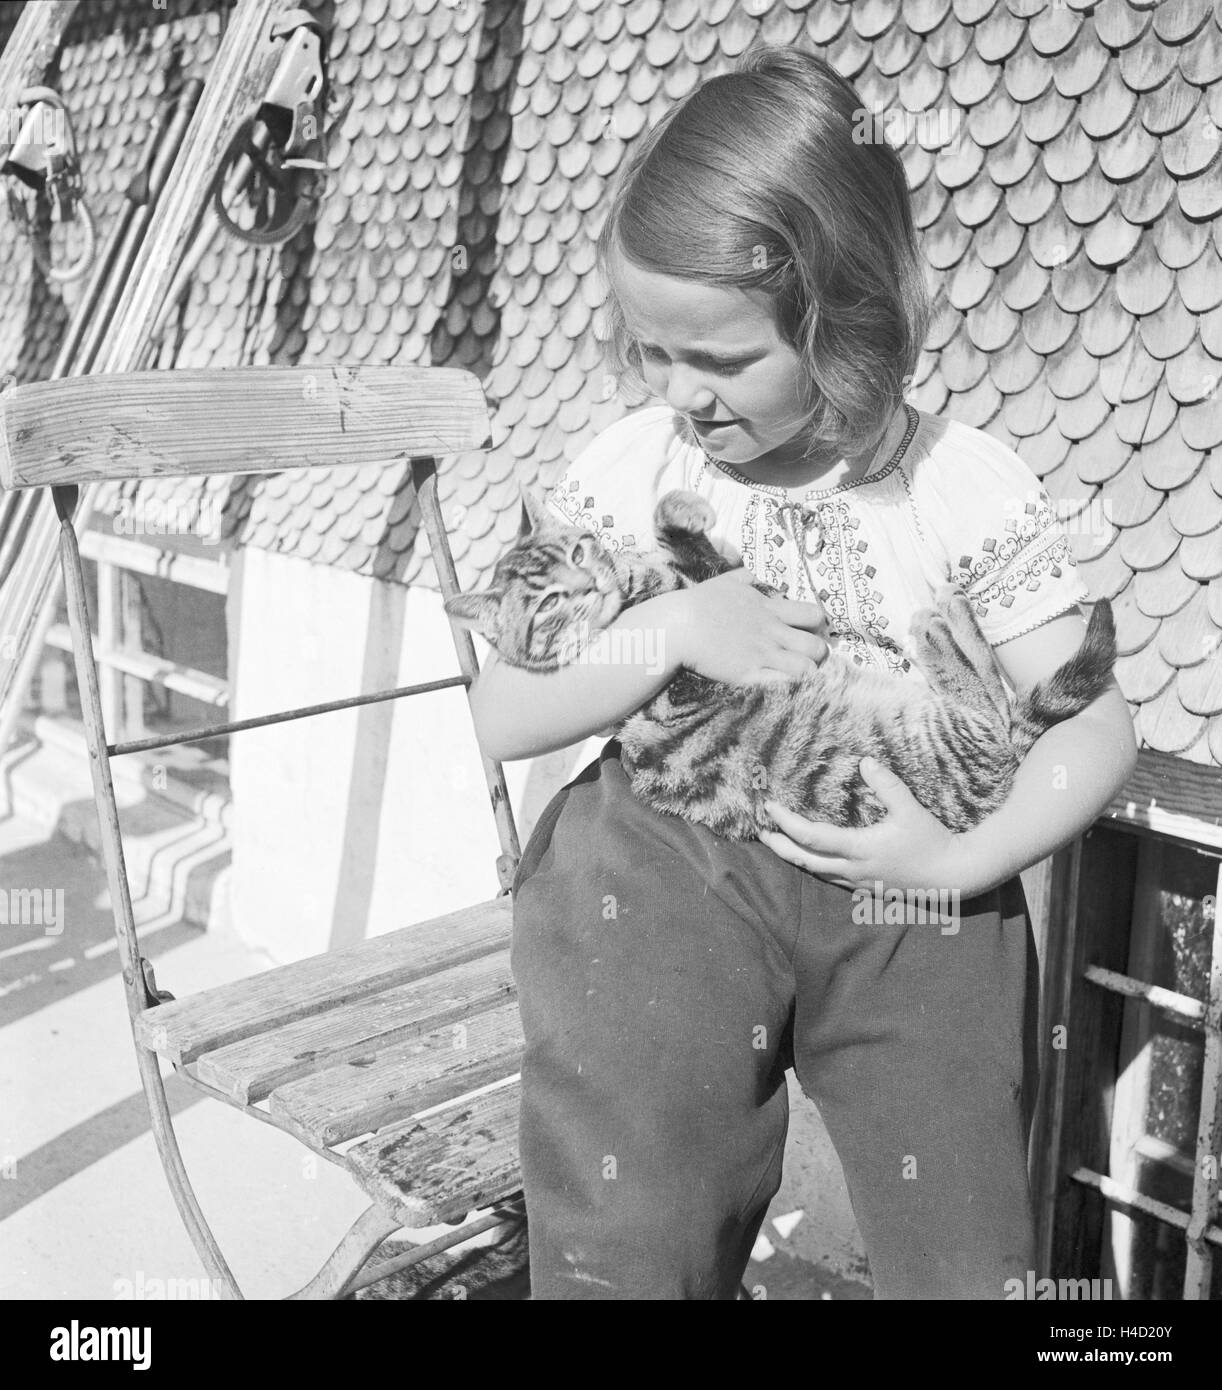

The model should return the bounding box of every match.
[909,585,972,645]
[655,490,716,536]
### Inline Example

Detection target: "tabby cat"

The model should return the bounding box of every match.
[446,489,1117,841]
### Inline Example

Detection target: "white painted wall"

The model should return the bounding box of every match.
[227,546,589,964]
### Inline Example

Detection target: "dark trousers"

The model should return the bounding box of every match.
[510,742,1040,1299]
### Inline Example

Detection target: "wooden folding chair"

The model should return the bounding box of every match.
[0,365,526,1298]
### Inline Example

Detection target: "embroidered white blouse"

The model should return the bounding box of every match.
[544,402,1091,684]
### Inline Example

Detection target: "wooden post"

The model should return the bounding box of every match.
[120,567,144,740]
[58,79,203,378]
[97,556,122,743]
[1032,841,1081,1275]
[1103,837,1164,1297]
[0,0,81,742]
[0,2,81,154]
[0,0,285,756]
[97,0,287,374]
[1043,827,1139,1282]
[1183,856,1222,1298]
[95,555,144,743]
[0,65,198,759]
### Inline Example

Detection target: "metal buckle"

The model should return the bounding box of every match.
[211,11,335,246]
[264,10,328,170]
[1,88,95,282]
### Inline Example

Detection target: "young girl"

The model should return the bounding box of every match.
[470,43,1138,1299]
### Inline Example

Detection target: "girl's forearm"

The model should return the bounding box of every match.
[947,684,1139,896]
[467,591,687,761]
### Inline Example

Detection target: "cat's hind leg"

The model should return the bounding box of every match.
[910,586,1010,724]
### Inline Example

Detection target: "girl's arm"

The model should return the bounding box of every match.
[469,571,829,762]
[760,609,1140,898]
[942,611,1138,894]
[468,590,686,761]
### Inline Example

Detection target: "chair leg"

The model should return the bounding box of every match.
[136,1046,245,1299]
[410,458,522,891]
[287,1201,529,1300]
[286,1203,402,1300]
[54,484,242,1298]
[345,1205,527,1298]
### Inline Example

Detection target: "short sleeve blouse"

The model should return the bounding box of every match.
[546,402,1091,683]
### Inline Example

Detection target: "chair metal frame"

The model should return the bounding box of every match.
[48,451,524,1300]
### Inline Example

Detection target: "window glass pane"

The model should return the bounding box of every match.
[1104,837,1219,1299]
[1142,841,1216,1156]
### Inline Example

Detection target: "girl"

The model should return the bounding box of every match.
[470,43,1138,1299]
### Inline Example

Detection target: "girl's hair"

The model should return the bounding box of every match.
[597,42,932,463]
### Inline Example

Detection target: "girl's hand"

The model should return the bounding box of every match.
[759,757,986,897]
[668,569,830,684]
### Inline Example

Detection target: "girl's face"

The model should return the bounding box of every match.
[609,250,818,471]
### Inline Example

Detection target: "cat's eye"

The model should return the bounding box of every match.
[537,593,561,612]
[570,542,587,565]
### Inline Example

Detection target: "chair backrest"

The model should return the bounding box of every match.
[12,365,519,1018]
[0,365,491,488]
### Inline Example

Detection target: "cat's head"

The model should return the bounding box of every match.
[444,489,625,671]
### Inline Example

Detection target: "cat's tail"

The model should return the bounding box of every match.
[1010,598,1117,758]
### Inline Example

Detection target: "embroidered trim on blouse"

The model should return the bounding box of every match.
[548,479,636,551]
[692,403,920,501]
[549,407,1084,681]
[808,495,911,675]
[686,406,920,676]
[951,494,1077,617]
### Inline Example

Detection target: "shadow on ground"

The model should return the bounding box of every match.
[352,1226,870,1301]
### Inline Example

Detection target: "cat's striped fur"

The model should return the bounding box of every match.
[447,489,1117,841]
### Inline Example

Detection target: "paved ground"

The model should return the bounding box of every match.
[1,802,869,1301]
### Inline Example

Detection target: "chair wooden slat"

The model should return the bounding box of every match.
[344,1081,522,1228]
[0,366,491,488]
[268,1000,524,1146]
[134,897,512,1064]
[192,947,515,1104]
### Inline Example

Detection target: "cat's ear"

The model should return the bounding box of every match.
[444,589,501,639]
[517,488,554,540]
